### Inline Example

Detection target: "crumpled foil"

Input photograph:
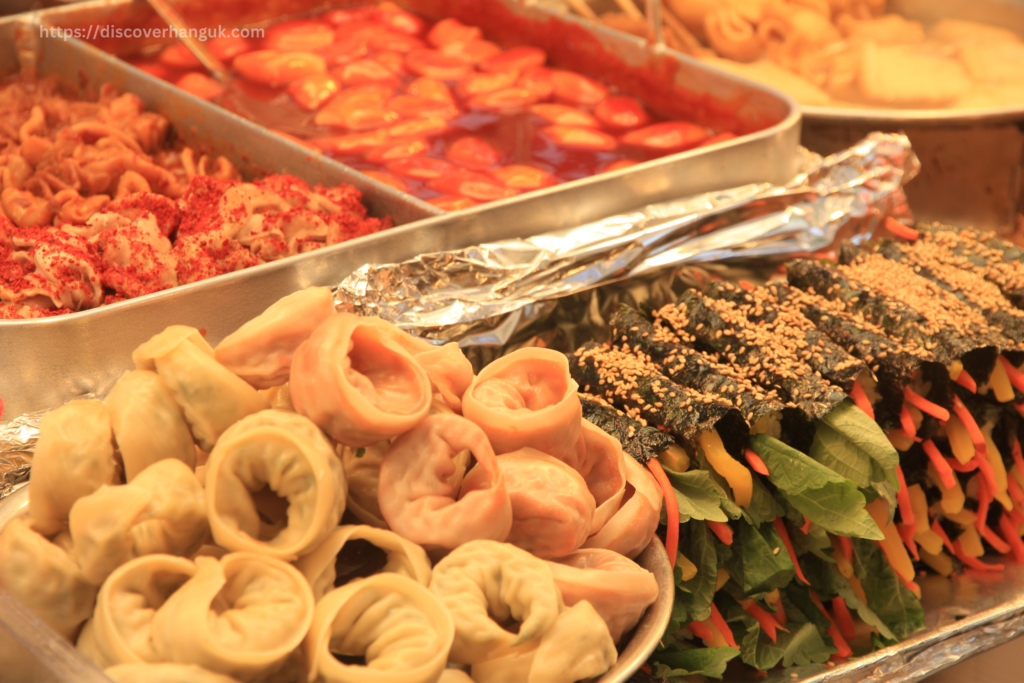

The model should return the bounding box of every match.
[337,132,919,350]
[0,410,41,499]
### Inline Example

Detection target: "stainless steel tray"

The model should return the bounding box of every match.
[0,484,673,683]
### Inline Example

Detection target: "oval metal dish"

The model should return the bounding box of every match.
[0,484,674,683]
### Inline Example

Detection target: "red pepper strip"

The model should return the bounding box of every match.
[999,356,1024,394]
[979,523,1012,555]
[809,592,853,658]
[932,519,956,554]
[975,453,999,496]
[744,601,787,643]
[647,459,678,569]
[904,387,951,423]
[899,574,921,596]
[688,620,714,643]
[946,457,978,473]
[707,520,734,546]
[831,597,857,640]
[850,380,875,420]
[0,396,4,421]
[953,397,987,452]
[998,512,1024,563]
[744,448,770,476]
[895,465,915,527]
[773,518,809,585]
[710,603,740,649]
[885,216,920,241]
[839,535,854,564]
[955,369,978,393]
[922,440,957,490]
[1016,403,1024,419]
[1011,507,1024,529]
[1008,473,1024,510]
[640,664,652,675]
[899,402,918,437]
[952,539,1005,572]
[896,523,920,561]
[739,280,755,291]
[1012,436,1024,482]
[801,516,813,535]
[977,475,992,532]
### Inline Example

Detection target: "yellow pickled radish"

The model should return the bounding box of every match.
[907,403,924,431]
[944,508,977,527]
[677,552,698,581]
[920,548,955,577]
[848,573,869,605]
[658,443,691,473]
[957,524,985,558]
[716,567,731,591]
[866,498,916,582]
[888,429,915,452]
[830,535,854,578]
[909,483,945,555]
[946,415,975,464]
[928,461,965,515]
[989,358,1015,403]
[699,430,752,508]
[982,424,1013,509]
[948,360,964,382]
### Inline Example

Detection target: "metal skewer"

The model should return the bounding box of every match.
[144,0,229,81]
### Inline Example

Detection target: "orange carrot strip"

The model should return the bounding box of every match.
[896,523,920,561]
[1008,473,1024,510]
[809,592,853,658]
[839,535,854,564]
[979,523,1011,554]
[975,452,999,494]
[739,280,755,291]
[976,475,992,531]
[0,397,4,421]
[1012,436,1024,482]
[801,516,813,535]
[955,369,978,393]
[688,620,714,643]
[953,397,987,451]
[905,387,950,423]
[899,402,918,437]
[831,597,857,640]
[885,216,919,241]
[744,601,787,643]
[1016,403,1024,419]
[850,381,875,420]
[710,603,739,649]
[640,664,652,675]
[1011,508,1024,529]
[952,539,1005,572]
[931,519,956,554]
[923,440,957,490]
[999,356,1024,394]
[647,459,679,569]
[947,456,977,473]
[998,512,1024,563]
[895,465,915,527]
[707,520,734,546]
[773,518,809,585]
[744,448,770,476]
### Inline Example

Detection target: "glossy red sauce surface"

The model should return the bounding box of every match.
[126,2,745,209]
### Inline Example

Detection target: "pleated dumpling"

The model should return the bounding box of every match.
[133,325,268,451]
[149,553,315,681]
[214,287,337,390]
[69,459,209,584]
[462,348,583,464]
[577,421,627,535]
[76,554,196,668]
[429,540,563,665]
[582,454,662,559]
[296,525,432,601]
[340,439,390,529]
[104,370,196,481]
[303,573,454,683]
[204,410,346,561]
[0,518,97,640]
[105,663,241,683]
[28,399,119,534]
[290,313,432,447]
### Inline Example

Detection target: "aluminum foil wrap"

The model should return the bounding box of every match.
[337,132,919,350]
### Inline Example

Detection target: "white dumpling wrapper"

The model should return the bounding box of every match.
[378,414,512,550]
[105,370,196,481]
[28,399,119,533]
[0,518,97,640]
[470,601,617,683]
[150,553,315,681]
[296,524,432,601]
[547,548,658,643]
[76,554,196,668]
[582,454,662,559]
[204,410,346,561]
[576,421,627,535]
[105,663,241,683]
[214,287,336,390]
[429,540,563,665]
[69,459,209,584]
[302,573,454,683]
[133,325,269,451]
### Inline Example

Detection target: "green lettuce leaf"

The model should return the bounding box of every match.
[823,399,900,470]
[783,481,884,540]
[801,553,897,641]
[651,647,740,679]
[675,522,718,624]
[852,538,925,640]
[743,475,785,526]
[725,522,795,597]
[780,622,835,668]
[809,422,873,487]
[665,469,730,523]
[751,434,846,493]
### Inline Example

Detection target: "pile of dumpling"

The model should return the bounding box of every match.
[0,286,663,683]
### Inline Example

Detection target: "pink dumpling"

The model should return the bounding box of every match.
[462,348,583,463]
[462,448,595,559]
[582,454,661,559]
[576,421,626,535]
